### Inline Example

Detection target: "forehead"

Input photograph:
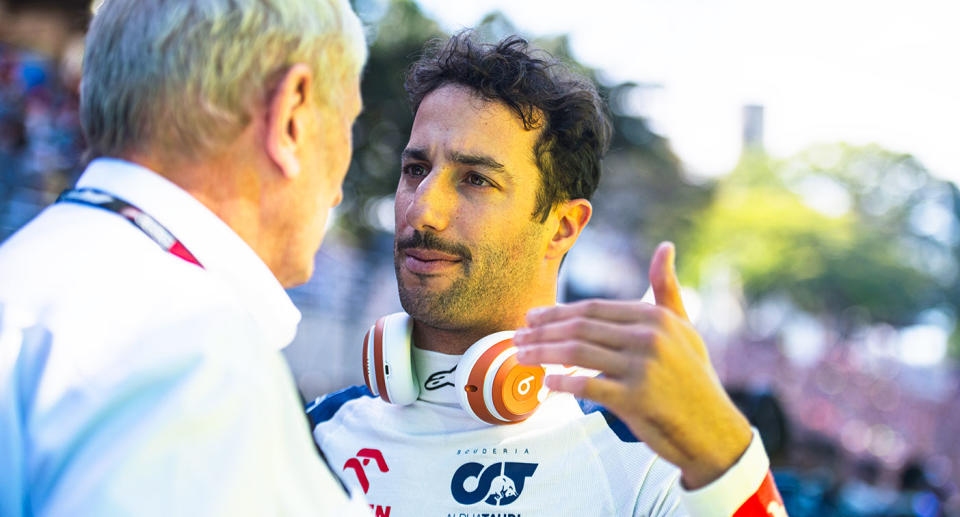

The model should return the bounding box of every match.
[408,84,540,171]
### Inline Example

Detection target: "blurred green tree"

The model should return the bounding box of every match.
[595,82,712,259]
[684,144,959,344]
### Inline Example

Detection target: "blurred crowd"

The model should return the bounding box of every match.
[731,387,956,516]
[0,41,83,241]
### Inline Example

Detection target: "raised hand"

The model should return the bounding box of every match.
[514,242,752,489]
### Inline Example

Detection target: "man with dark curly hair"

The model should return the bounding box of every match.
[309,32,784,516]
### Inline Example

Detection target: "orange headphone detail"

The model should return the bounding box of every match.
[361,312,547,425]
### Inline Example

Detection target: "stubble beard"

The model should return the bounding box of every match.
[394,229,542,333]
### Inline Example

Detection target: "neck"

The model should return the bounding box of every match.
[411,290,557,355]
[120,151,268,265]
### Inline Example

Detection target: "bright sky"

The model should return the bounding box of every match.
[414,0,960,184]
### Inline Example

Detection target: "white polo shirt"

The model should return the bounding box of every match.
[0,158,368,516]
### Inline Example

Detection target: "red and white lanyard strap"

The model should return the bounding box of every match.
[734,471,786,516]
[57,188,204,269]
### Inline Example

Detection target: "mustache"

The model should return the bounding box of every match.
[396,230,472,261]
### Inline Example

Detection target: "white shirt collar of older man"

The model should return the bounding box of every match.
[75,157,301,349]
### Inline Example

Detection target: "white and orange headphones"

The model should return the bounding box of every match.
[362,312,564,425]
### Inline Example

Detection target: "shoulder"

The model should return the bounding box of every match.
[0,202,220,324]
[0,206,241,393]
[1,202,151,271]
[306,385,374,428]
[0,203,207,309]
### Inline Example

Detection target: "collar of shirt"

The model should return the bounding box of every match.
[75,157,301,350]
[411,345,461,406]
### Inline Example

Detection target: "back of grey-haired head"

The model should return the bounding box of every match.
[81,0,367,163]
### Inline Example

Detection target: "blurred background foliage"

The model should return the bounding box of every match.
[685,145,959,343]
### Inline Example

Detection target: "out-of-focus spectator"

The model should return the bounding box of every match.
[838,457,899,516]
[730,387,844,516]
[0,0,88,241]
[729,386,792,465]
[886,459,945,517]
[0,40,83,241]
[0,0,90,58]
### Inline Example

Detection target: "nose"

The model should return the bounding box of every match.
[402,170,453,233]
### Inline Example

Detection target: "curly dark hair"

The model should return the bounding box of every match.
[404,31,611,222]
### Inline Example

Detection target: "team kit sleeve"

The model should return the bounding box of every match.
[679,429,787,517]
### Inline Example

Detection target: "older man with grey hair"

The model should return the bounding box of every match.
[0,0,368,515]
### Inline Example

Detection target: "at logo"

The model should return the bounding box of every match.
[450,461,537,506]
[343,449,392,517]
[342,448,389,494]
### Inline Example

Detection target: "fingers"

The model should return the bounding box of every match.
[544,374,624,409]
[525,298,654,327]
[649,241,690,322]
[515,317,652,350]
[516,340,634,377]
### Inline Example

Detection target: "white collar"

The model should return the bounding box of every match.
[75,158,301,349]
[412,345,461,406]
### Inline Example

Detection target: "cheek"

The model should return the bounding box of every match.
[468,227,544,280]
[506,221,550,259]
[470,203,532,238]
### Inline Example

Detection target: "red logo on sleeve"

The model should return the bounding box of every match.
[343,448,392,517]
[734,471,786,516]
[342,448,389,493]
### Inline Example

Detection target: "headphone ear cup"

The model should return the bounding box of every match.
[455,331,546,425]
[363,313,419,405]
[362,323,378,397]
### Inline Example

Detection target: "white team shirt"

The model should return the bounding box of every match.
[311,346,771,517]
[0,158,368,516]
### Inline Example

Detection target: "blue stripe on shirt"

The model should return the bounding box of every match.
[578,398,640,443]
[305,385,373,428]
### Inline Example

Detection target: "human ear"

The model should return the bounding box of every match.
[264,63,313,179]
[545,198,592,260]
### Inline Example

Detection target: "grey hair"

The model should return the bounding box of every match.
[81,0,367,162]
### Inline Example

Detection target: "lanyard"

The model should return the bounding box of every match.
[56,188,204,269]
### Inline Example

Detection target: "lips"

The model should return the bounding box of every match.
[402,248,463,275]
[404,249,463,262]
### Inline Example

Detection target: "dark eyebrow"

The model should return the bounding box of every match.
[401,148,508,175]
[401,148,429,162]
[447,151,505,172]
